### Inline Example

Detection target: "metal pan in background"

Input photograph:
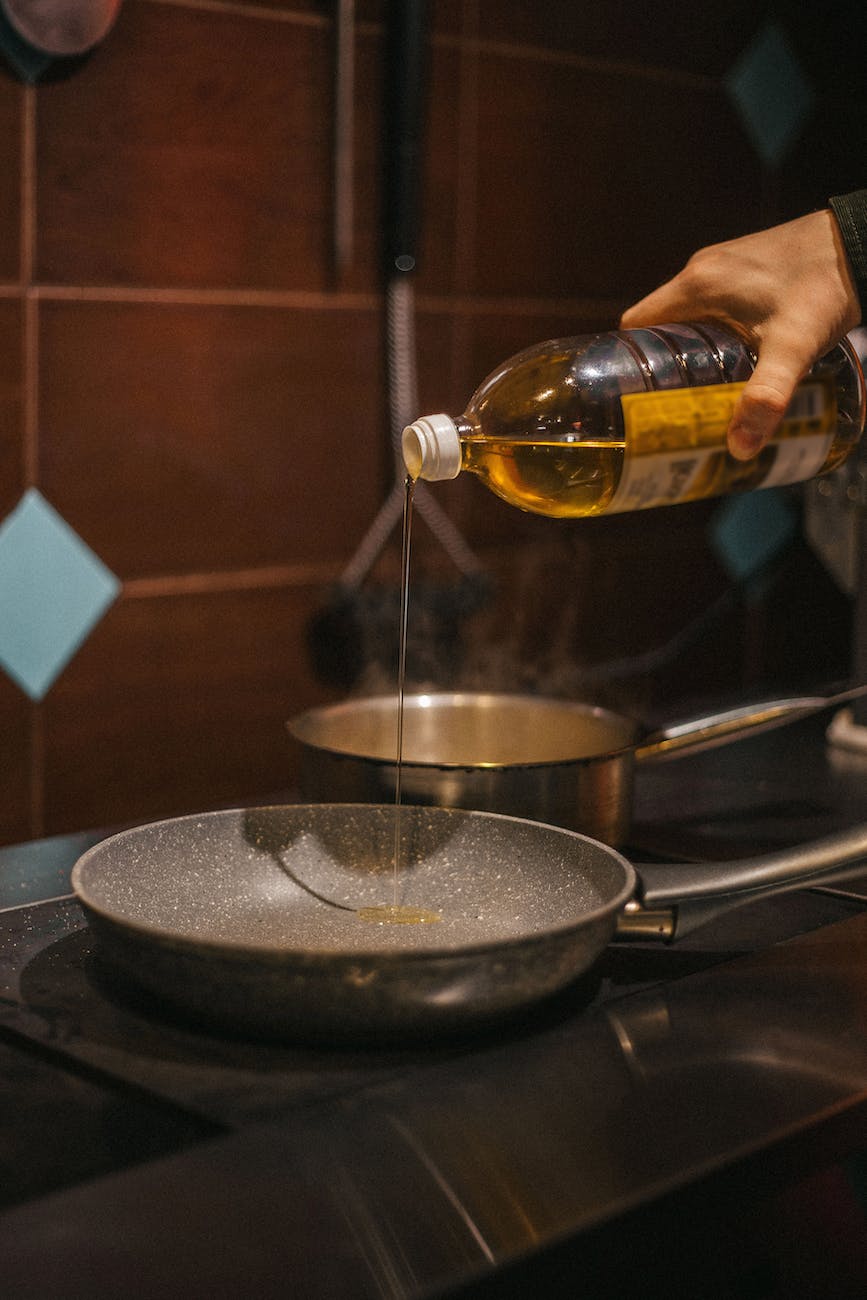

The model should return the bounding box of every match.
[71,803,867,1044]
[288,685,867,846]
[1,0,121,54]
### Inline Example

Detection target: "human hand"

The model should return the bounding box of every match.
[620,209,862,459]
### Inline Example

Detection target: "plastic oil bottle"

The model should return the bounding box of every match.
[401,322,865,517]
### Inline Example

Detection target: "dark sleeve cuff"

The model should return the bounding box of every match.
[830,190,867,316]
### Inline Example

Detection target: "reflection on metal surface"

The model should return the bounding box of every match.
[828,707,867,757]
[606,1000,674,1084]
[614,898,676,941]
[603,938,867,1109]
[302,1110,506,1296]
[342,915,867,1281]
[389,1117,496,1264]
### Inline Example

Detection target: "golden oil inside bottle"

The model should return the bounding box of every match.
[461,438,625,516]
[459,387,846,519]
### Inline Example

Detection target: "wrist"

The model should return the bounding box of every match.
[829,191,867,326]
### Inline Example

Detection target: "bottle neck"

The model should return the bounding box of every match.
[401,413,464,481]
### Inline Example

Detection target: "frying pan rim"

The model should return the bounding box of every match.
[287,691,644,771]
[70,802,638,963]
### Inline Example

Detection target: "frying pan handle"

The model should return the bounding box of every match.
[627,821,867,941]
[633,682,867,762]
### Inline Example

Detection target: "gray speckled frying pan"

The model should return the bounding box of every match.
[71,803,867,1043]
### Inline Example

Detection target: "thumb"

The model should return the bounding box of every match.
[727,352,802,460]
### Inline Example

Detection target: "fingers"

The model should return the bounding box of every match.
[622,310,809,461]
[619,283,684,329]
[616,209,858,463]
[622,284,812,460]
[620,247,729,329]
[727,353,804,459]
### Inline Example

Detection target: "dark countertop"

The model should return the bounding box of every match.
[3,715,867,1297]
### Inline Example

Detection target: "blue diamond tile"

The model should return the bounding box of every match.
[0,489,120,699]
[725,22,814,168]
[710,489,797,585]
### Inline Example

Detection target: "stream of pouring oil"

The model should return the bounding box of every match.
[356,476,440,925]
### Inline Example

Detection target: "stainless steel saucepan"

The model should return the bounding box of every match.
[71,803,867,1043]
[288,685,867,846]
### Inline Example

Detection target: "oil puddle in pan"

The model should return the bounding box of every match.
[357,476,442,927]
[357,906,441,925]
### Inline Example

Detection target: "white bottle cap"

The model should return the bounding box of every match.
[402,414,462,481]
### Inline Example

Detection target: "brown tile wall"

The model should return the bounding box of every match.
[0,0,863,844]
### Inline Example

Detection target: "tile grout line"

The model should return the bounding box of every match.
[22,112,44,839]
[144,0,331,28]
[453,0,479,295]
[18,85,33,286]
[18,283,624,318]
[20,84,45,840]
[30,703,45,842]
[449,0,479,396]
[123,559,341,599]
[442,31,719,92]
[20,83,38,489]
[29,283,382,309]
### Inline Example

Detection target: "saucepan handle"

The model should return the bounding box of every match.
[633,682,867,763]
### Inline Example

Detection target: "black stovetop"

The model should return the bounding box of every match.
[3,717,867,1297]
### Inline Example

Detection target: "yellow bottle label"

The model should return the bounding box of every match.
[609,380,835,512]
